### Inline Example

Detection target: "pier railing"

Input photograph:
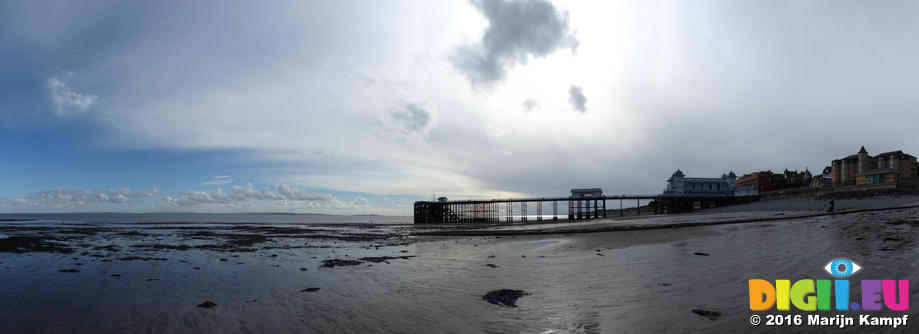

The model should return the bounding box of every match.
[413,194,757,224]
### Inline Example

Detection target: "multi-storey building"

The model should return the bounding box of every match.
[831,146,918,186]
[737,172,772,193]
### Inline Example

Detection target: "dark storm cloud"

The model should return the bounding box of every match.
[568,85,586,112]
[453,0,579,88]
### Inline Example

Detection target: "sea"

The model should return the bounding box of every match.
[0,212,413,225]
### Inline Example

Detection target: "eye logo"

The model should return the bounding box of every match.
[825,258,862,278]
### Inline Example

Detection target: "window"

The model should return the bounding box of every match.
[867,175,882,184]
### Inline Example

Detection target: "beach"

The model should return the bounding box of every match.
[1,201,918,333]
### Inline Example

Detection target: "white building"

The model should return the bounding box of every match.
[663,169,739,195]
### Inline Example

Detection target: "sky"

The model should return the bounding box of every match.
[2,0,919,214]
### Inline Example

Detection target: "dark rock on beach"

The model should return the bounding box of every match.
[131,244,190,251]
[118,256,167,261]
[320,259,363,267]
[484,264,498,268]
[301,287,320,292]
[482,289,531,307]
[358,255,415,263]
[59,269,80,273]
[196,301,217,308]
[691,309,721,321]
[693,252,710,256]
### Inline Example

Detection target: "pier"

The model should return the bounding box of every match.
[413,194,756,224]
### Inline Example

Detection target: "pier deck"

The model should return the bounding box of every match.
[413,194,757,224]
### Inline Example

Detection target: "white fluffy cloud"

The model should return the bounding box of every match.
[46,75,97,116]
[3,188,159,209]
[273,183,333,202]
[352,196,370,206]
[201,175,233,186]
[0,184,376,213]
[160,183,368,211]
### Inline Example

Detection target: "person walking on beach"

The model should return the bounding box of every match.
[827,199,835,212]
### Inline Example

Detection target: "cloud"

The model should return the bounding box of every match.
[163,183,293,206]
[352,196,370,206]
[2,187,160,209]
[311,148,334,156]
[382,102,435,143]
[162,189,232,206]
[274,183,333,201]
[522,98,541,113]
[16,1,919,206]
[46,75,97,116]
[452,0,579,88]
[568,84,586,112]
[160,183,371,211]
[201,175,233,186]
[0,182,379,213]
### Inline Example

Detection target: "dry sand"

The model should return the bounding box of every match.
[1,200,917,333]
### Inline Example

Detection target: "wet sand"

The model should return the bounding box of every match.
[1,204,918,333]
[707,197,919,213]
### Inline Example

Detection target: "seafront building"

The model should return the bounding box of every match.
[810,167,833,188]
[783,168,812,188]
[831,146,918,187]
[736,172,772,193]
[663,169,752,195]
